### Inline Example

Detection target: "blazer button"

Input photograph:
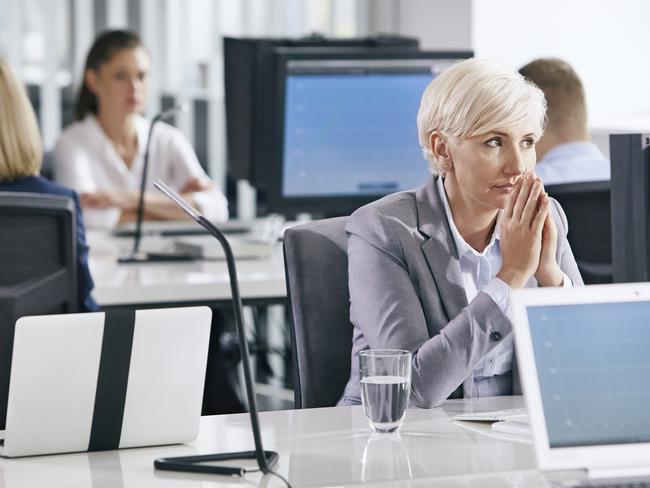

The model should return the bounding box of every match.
[489,331,502,342]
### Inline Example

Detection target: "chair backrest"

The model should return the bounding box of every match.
[546,180,611,284]
[283,217,352,409]
[0,191,78,428]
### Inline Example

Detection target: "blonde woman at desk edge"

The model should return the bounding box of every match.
[53,30,228,228]
[0,58,98,312]
[339,59,583,408]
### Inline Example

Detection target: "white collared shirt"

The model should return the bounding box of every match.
[436,176,571,397]
[53,115,228,228]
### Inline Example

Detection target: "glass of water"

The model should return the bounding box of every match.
[359,349,412,433]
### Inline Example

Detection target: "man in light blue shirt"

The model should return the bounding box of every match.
[519,58,610,185]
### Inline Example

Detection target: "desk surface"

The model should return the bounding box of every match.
[0,396,585,487]
[88,230,287,307]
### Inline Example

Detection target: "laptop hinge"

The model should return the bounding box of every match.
[589,466,650,480]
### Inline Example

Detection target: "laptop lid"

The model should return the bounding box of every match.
[512,283,650,475]
[3,306,211,457]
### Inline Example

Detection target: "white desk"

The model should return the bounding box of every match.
[0,396,587,487]
[88,230,287,308]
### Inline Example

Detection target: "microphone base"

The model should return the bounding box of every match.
[154,450,279,476]
[118,252,196,263]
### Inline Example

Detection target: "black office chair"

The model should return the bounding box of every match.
[546,181,612,284]
[0,191,78,428]
[283,217,353,409]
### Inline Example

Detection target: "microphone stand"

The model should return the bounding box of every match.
[119,105,195,263]
[152,180,279,477]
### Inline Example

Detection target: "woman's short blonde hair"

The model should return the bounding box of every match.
[417,58,546,175]
[0,58,43,182]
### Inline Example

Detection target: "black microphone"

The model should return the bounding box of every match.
[151,179,282,480]
[119,104,192,264]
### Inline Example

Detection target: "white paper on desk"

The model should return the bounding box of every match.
[453,418,532,444]
[491,419,531,437]
[452,408,527,422]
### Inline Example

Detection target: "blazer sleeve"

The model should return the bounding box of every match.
[347,205,512,408]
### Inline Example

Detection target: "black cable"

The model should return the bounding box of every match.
[241,467,292,488]
[267,468,292,488]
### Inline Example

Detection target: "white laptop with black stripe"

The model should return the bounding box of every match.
[0,306,211,457]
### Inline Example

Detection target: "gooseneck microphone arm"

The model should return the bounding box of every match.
[152,180,281,480]
[194,215,269,470]
[131,104,187,257]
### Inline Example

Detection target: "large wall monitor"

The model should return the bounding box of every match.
[264,49,472,216]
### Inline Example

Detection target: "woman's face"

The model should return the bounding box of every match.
[86,46,149,117]
[445,122,538,212]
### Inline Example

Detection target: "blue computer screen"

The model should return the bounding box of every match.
[527,301,650,448]
[281,62,439,198]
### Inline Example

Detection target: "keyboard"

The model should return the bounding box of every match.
[112,220,256,237]
[558,481,650,488]
[452,407,527,422]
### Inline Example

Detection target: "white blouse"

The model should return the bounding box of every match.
[53,115,228,228]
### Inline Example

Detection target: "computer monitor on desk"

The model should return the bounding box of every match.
[268,50,471,215]
[545,181,612,284]
[262,49,472,217]
[224,35,420,187]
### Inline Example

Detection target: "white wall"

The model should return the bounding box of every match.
[359,0,472,50]
[473,0,650,156]
[398,0,471,50]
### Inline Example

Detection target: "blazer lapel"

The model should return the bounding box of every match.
[416,176,469,328]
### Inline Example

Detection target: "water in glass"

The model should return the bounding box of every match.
[361,375,409,433]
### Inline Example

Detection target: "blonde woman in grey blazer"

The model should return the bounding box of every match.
[339,59,583,408]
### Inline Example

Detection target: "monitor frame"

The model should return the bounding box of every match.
[610,133,650,283]
[262,48,473,217]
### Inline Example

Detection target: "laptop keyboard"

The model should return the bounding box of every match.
[452,407,527,422]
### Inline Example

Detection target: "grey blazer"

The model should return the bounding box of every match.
[339,175,583,408]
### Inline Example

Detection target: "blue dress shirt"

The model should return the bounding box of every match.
[535,141,610,185]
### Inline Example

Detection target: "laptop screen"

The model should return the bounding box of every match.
[527,301,650,448]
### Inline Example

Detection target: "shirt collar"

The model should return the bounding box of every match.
[436,176,500,260]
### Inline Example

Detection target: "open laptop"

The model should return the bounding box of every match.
[1,306,211,457]
[512,283,650,487]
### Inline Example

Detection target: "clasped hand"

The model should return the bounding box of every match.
[497,174,563,289]
[80,190,136,210]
